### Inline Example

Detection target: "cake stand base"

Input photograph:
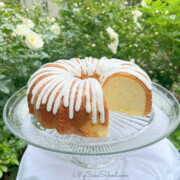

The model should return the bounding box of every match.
[69,155,119,169]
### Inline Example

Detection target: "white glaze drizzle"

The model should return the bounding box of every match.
[28,67,66,82]
[90,78,97,124]
[27,57,152,124]
[69,80,80,119]
[85,79,91,113]
[52,78,75,114]
[56,60,81,77]
[46,80,66,112]
[42,77,65,104]
[35,77,61,109]
[27,67,71,95]
[31,75,57,104]
[63,78,77,107]
[75,80,85,112]
[91,78,105,123]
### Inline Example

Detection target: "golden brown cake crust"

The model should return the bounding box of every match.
[28,79,109,137]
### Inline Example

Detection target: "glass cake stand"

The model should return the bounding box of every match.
[3,83,180,168]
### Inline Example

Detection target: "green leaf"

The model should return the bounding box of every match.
[0,134,3,142]
[166,0,180,10]
[11,159,19,165]
[169,14,176,20]
[147,16,168,26]
[0,170,3,179]
[0,75,5,79]
[173,132,180,136]
[0,85,10,94]
[145,0,152,6]
[151,0,162,10]
[0,165,8,172]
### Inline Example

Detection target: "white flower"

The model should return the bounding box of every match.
[106,27,119,54]
[92,44,96,47]
[46,17,50,21]
[18,15,23,21]
[50,17,55,23]
[132,10,142,17]
[50,24,61,35]
[25,31,44,49]
[140,33,145,37]
[165,10,169,15]
[0,2,5,8]
[85,34,89,38]
[141,0,148,8]
[11,32,16,38]
[119,4,126,9]
[15,24,30,36]
[132,10,142,23]
[136,22,142,29]
[22,18,35,28]
[130,58,135,63]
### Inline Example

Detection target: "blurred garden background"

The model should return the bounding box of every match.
[0,0,179,179]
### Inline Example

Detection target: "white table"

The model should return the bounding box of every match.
[17,139,180,180]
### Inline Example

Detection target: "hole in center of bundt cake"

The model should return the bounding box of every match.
[76,73,100,81]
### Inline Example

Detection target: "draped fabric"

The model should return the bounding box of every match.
[17,139,180,180]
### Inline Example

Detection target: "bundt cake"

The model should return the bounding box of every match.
[27,57,152,137]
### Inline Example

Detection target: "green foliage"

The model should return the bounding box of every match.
[169,125,180,151]
[0,119,26,179]
[139,0,180,93]
[0,2,62,178]
[0,75,13,94]
[0,0,179,178]
[0,5,57,91]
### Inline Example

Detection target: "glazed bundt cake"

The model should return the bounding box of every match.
[27,57,152,137]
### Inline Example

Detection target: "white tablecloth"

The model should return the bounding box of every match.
[17,139,180,180]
